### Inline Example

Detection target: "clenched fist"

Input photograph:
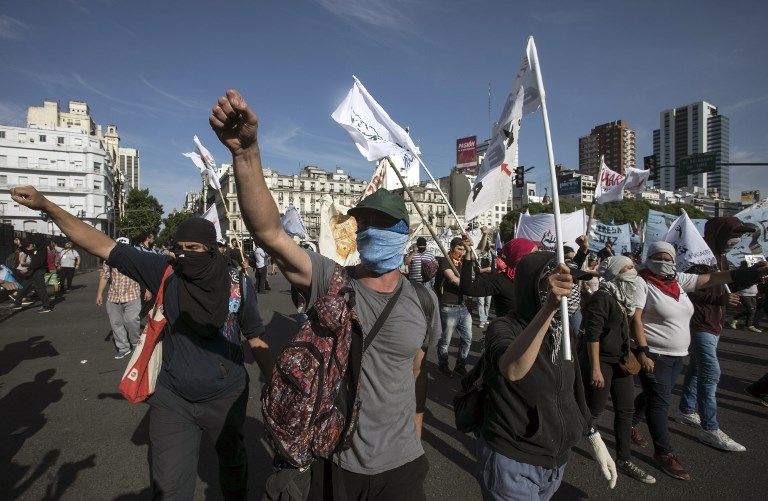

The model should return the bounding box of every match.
[11,186,49,211]
[209,89,259,156]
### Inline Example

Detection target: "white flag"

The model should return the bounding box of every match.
[319,195,360,266]
[202,204,222,241]
[281,206,307,238]
[184,135,221,190]
[331,76,420,162]
[515,208,586,251]
[663,211,716,272]
[359,160,389,201]
[594,157,625,203]
[623,167,650,193]
[465,38,541,221]
[384,150,419,190]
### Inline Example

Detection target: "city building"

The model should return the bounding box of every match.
[557,170,596,204]
[119,147,140,190]
[391,182,456,235]
[578,120,636,177]
[0,124,115,235]
[653,101,730,196]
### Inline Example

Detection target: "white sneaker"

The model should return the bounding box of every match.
[672,410,701,427]
[699,429,746,452]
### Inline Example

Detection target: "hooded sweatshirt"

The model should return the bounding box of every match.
[481,251,592,469]
[688,217,744,335]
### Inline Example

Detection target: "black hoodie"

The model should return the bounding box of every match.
[481,252,592,469]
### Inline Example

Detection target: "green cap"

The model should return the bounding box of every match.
[348,188,409,225]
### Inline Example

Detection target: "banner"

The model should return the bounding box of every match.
[623,167,650,193]
[515,209,586,251]
[384,151,419,191]
[726,197,768,268]
[281,206,307,238]
[318,195,360,266]
[644,209,708,259]
[456,136,478,168]
[464,37,541,221]
[594,158,625,203]
[588,220,632,255]
[663,211,716,272]
[331,76,420,162]
[557,175,581,196]
[360,160,388,201]
[202,204,223,241]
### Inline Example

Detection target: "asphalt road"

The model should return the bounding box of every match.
[1,270,767,500]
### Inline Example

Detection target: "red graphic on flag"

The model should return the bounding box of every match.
[501,163,512,176]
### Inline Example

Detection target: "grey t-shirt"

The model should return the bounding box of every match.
[307,251,441,474]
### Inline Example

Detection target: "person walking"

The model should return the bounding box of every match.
[45,241,61,299]
[10,185,272,500]
[580,256,656,484]
[474,229,495,329]
[12,239,53,313]
[478,251,616,499]
[436,236,473,377]
[250,245,268,293]
[730,263,762,332]
[209,89,440,500]
[96,237,143,359]
[404,236,437,286]
[57,241,80,292]
[630,241,767,480]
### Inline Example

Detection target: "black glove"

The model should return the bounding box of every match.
[731,264,768,286]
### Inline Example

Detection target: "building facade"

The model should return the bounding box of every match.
[578,120,636,178]
[0,124,115,235]
[119,147,140,190]
[653,101,730,196]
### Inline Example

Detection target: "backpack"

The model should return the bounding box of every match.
[261,265,433,469]
[453,334,489,433]
[421,256,438,282]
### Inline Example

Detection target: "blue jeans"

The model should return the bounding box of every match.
[478,296,492,324]
[476,438,566,501]
[679,331,720,430]
[438,304,473,367]
[633,353,684,455]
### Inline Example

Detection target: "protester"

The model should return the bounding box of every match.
[630,241,768,480]
[479,251,616,499]
[136,231,157,253]
[474,229,496,328]
[436,236,473,377]
[580,256,656,484]
[228,238,248,272]
[582,255,600,297]
[96,237,142,359]
[217,237,228,255]
[597,241,614,261]
[209,89,440,500]
[57,241,80,291]
[10,185,272,500]
[730,261,762,332]
[12,238,52,313]
[45,241,61,298]
[250,244,268,293]
[404,236,437,286]
[676,216,758,453]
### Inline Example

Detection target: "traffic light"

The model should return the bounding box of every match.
[514,167,525,188]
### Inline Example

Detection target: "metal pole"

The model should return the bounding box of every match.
[385,157,459,276]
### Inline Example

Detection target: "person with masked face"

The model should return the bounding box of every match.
[630,241,767,481]
[208,89,441,500]
[579,256,656,484]
[479,252,617,500]
[9,185,271,500]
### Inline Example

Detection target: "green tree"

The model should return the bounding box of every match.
[117,188,163,243]
[158,210,196,246]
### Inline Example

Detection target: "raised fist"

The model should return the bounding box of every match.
[209,89,259,156]
[11,186,49,211]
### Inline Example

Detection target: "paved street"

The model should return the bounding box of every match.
[1,270,767,500]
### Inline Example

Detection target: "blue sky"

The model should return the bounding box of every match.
[2,0,767,214]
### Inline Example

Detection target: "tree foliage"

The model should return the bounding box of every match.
[498,198,708,243]
[158,210,196,246]
[117,188,163,243]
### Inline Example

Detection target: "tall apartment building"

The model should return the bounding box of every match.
[0,125,115,235]
[578,120,636,177]
[119,147,140,190]
[652,101,730,196]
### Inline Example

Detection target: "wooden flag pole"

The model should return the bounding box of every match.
[585,203,596,247]
[384,156,459,276]
[216,187,247,270]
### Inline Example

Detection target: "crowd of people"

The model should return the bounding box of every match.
[5,88,768,501]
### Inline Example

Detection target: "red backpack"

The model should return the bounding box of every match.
[262,264,433,468]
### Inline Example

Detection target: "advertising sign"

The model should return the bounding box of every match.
[557,175,581,197]
[456,135,478,169]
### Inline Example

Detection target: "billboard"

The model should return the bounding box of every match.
[456,135,478,169]
[742,190,760,207]
[557,175,581,196]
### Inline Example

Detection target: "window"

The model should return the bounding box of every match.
[0,131,5,138]
[75,178,84,188]
[94,182,101,190]
[39,177,48,186]
[57,178,66,188]
[0,155,6,167]
[93,162,101,173]
[19,176,28,184]
[57,137,65,145]
[0,175,7,184]
[19,157,28,168]
[39,135,47,142]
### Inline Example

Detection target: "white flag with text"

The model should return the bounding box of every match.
[594,158,625,203]
[663,211,716,271]
[623,167,650,193]
[184,135,221,190]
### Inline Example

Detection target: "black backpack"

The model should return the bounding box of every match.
[453,338,489,433]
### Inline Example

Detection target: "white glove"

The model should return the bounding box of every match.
[587,431,617,489]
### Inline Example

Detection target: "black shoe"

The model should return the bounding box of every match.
[453,364,468,378]
[438,363,453,377]
[745,386,768,407]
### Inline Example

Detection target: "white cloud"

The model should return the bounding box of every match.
[723,95,768,113]
[0,15,27,39]
[139,76,206,110]
[313,0,418,34]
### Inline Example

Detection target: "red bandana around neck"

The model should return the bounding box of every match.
[639,268,681,300]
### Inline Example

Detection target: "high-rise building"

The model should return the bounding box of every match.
[578,120,636,178]
[119,147,140,190]
[652,101,729,196]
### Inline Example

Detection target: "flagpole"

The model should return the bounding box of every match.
[385,156,458,276]
[530,36,571,360]
[216,186,247,270]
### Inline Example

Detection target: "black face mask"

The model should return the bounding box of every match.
[171,249,231,339]
[173,249,217,280]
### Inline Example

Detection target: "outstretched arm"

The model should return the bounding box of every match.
[209,90,311,291]
[11,186,115,260]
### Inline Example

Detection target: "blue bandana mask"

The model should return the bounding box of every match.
[356,220,409,275]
